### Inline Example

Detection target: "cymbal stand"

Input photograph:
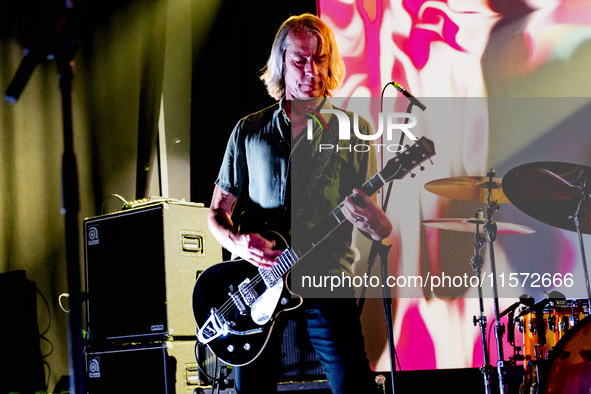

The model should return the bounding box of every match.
[572,182,591,313]
[471,209,492,394]
[483,169,508,394]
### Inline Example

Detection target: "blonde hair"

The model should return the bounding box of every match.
[260,13,346,100]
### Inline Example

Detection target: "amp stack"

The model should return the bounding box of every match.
[83,200,223,394]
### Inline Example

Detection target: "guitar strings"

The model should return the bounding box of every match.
[217,249,295,319]
[210,146,425,320]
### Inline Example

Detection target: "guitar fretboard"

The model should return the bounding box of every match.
[263,137,434,282]
[266,171,389,281]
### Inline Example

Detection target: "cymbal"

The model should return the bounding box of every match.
[422,218,535,234]
[502,162,591,234]
[424,176,510,203]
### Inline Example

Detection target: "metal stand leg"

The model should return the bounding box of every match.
[574,214,591,313]
[471,213,492,394]
[483,169,508,394]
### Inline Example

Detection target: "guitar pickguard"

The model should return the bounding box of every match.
[250,279,283,325]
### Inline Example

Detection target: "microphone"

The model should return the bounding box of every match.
[5,49,46,103]
[499,293,534,319]
[514,291,566,320]
[391,82,427,111]
[5,2,72,103]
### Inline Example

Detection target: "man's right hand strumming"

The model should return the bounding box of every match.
[208,185,282,268]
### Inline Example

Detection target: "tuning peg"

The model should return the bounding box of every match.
[419,164,425,171]
[410,172,416,178]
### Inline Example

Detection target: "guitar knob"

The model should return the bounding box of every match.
[243,343,251,351]
[227,345,235,353]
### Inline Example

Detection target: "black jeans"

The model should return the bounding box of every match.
[234,298,378,394]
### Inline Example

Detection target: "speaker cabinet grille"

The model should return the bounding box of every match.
[84,202,221,343]
[86,341,208,394]
[0,271,46,394]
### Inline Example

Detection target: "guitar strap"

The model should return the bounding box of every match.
[292,110,339,237]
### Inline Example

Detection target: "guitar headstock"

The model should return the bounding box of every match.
[380,137,436,182]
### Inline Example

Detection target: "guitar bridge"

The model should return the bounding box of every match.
[238,278,257,306]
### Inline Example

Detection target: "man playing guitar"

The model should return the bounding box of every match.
[207,13,392,394]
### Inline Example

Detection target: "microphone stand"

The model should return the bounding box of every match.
[5,8,86,394]
[357,85,425,394]
[57,32,86,394]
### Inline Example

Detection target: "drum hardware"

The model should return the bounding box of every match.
[533,308,548,390]
[470,170,510,394]
[515,298,589,392]
[534,343,549,360]
[569,313,579,328]
[537,315,591,392]
[502,162,591,392]
[424,206,497,393]
[547,315,556,332]
[421,217,534,234]
[469,208,493,394]
[501,294,533,368]
[424,169,532,394]
[528,317,537,335]
[476,169,509,394]
[503,161,591,313]
[504,300,528,383]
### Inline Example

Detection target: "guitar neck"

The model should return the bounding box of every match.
[268,137,435,278]
[293,172,386,256]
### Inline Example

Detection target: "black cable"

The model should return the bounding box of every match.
[36,287,51,336]
[40,335,54,358]
[214,356,220,394]
[43,360,51,389]
[193,341,231,384]
[392,342,411,394]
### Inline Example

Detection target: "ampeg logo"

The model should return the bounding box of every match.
[87,225,99,246]
[307,109,418,153]
[88,357,100,378]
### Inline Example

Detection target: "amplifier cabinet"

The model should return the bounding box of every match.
[86,341,210,394]
[84,201,222,343]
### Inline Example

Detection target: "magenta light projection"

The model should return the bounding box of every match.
[319,0,591,373]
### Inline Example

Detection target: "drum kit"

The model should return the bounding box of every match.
[422,162,591,394]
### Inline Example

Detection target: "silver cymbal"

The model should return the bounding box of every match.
[422,218,535,234]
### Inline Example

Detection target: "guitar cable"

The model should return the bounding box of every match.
[193,341,232,386]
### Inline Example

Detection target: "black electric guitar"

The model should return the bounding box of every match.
[192,137,435,366]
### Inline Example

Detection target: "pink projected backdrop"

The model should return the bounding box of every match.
[319,0,591,372]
